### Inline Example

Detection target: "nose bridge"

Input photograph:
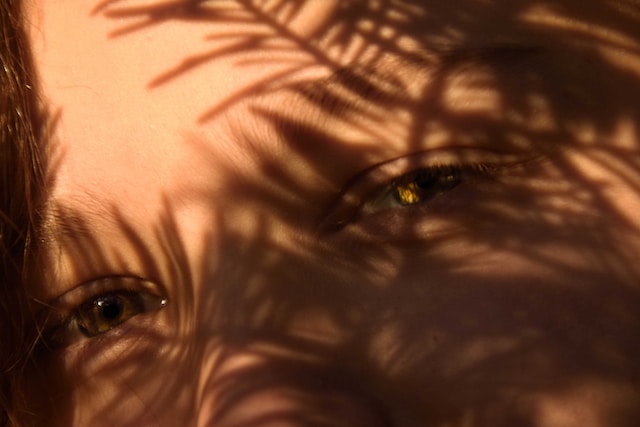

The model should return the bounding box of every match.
[195,368,315,427]
[195,348,272,427]
[183,123,397,426]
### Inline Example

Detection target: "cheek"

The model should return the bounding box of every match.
[353,238,640,415]
[195,348,392,427]
[22,327,195,426]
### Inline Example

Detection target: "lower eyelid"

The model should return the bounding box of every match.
[343,179,496,241]
[52,312,166,371]
[42,302,166,359]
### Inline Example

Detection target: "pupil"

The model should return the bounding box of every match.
[417,173,460,191]
[97,296,123,320]
[416,176,437,190]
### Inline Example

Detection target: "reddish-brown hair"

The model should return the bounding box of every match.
[1,0,45,425]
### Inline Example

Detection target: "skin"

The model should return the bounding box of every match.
[23,0,640,425]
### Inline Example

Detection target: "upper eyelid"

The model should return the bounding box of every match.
[344,147,522,198]
[36,276,164,315]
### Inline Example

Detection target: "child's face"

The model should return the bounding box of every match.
[26,1,640,426]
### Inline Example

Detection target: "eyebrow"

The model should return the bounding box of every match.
[37,197,120,249]
[292,42,544,117]
[268,42,544,144]
[436,43,543,67]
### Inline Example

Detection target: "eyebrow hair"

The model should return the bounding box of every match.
[298,42,543,111]
[271,42,544,140]
[36,196,120,249]
[436,43,543,67]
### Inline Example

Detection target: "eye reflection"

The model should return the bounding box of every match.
[363,164,483,214]
[392,166,463,206]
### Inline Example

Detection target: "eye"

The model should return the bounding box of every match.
[40,277,168,347]
[73,290,166,338]
[394,167,462,205]
[361,163,490,215]
[320,148,518,232]
[373,166,464,210]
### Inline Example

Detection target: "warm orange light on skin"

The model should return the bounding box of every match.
[23,1,640,426]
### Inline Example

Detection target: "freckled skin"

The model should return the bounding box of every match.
[25,1,640,426]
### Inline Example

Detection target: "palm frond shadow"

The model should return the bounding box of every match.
[27,0,640,425]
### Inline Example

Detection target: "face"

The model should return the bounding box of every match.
[24,0,640,426]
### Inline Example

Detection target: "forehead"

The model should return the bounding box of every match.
[28,1,640,269]
[28,0,640,120]
[27,0,640,188]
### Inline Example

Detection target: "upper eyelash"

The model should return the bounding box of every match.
[387,162,492,187]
